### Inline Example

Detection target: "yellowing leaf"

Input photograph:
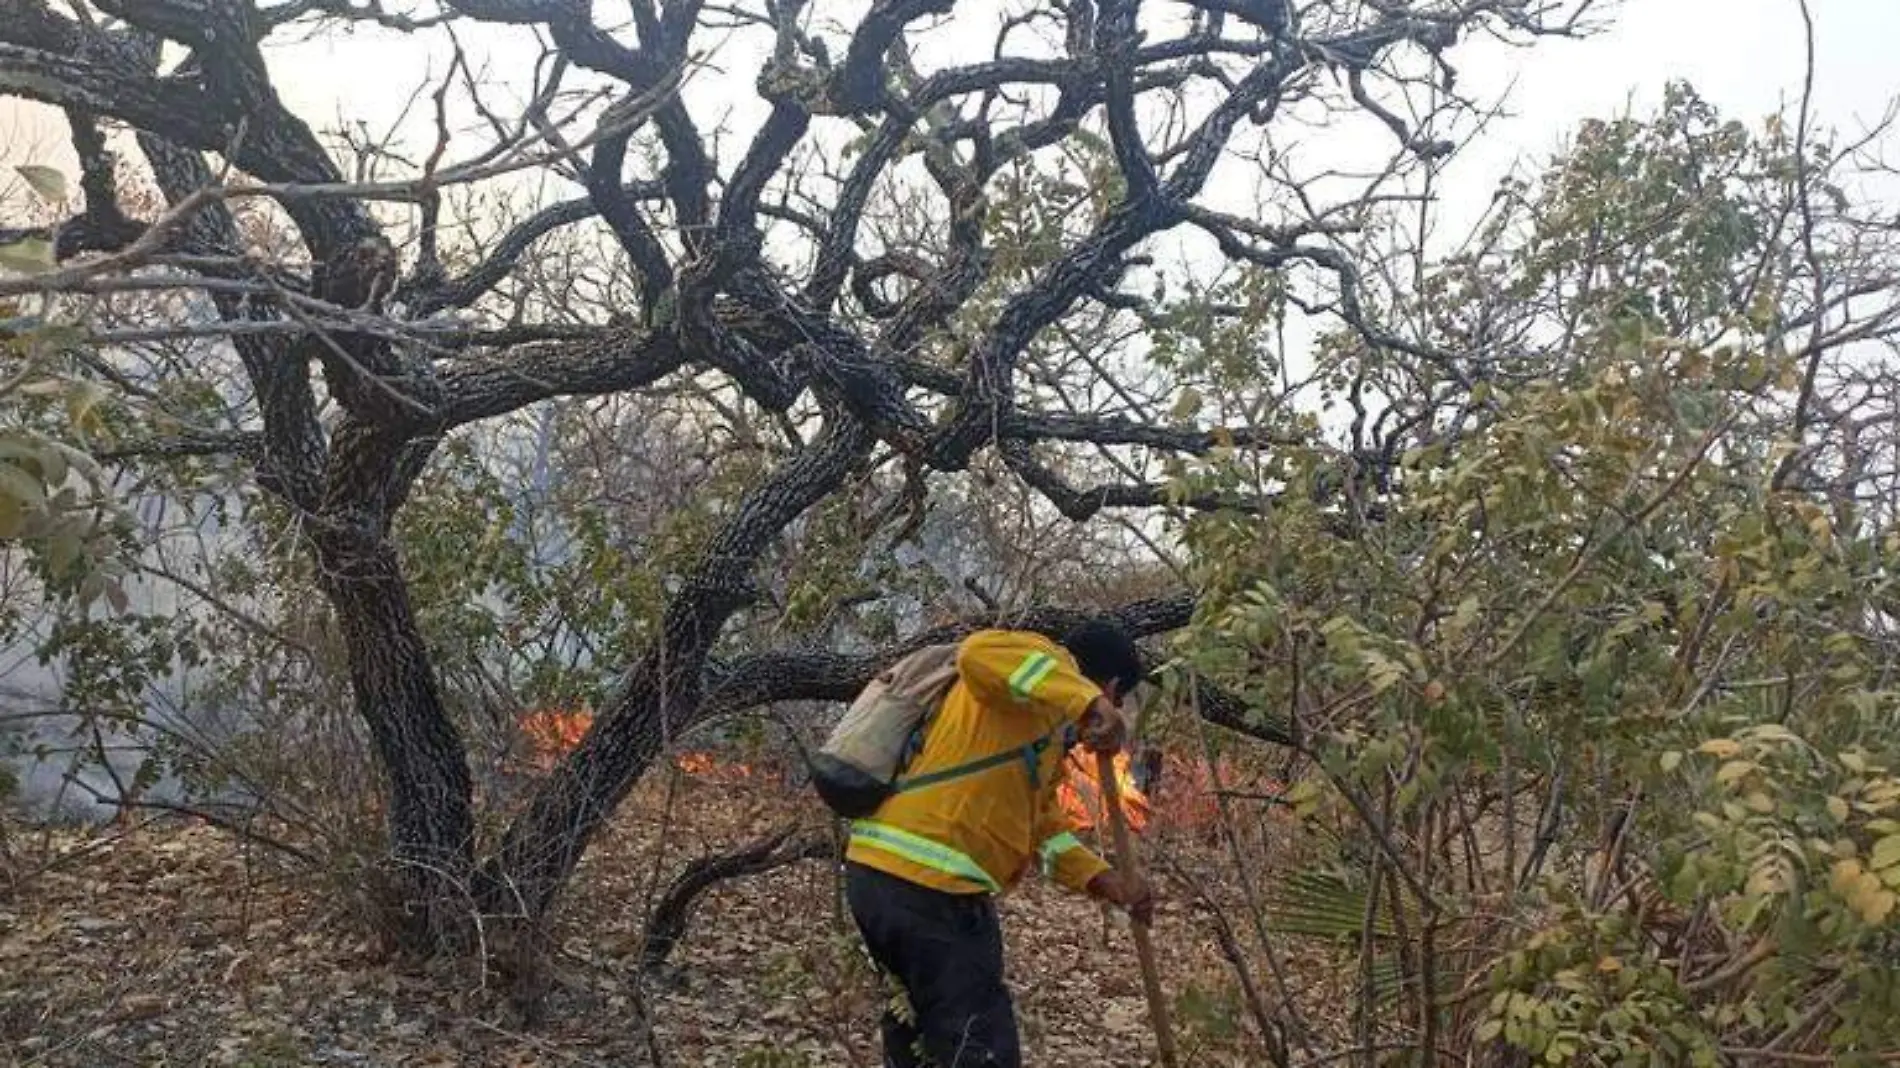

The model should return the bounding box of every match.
[1841,751,1868,773]
[1742,724,1798,744]
[1806,511,1833,548]
[1171,388,1203,420]
[1716,760,1756,786]
[0,237,54,274]
[1596,956,1622,973]
[1855,887,1895,926]
[1746,860,1787,895]
[1743,791,1775,814]
[15,164,67,203]
[1700,739,1742,759]
[1827,796,1851,822]
[1659,750,1683,773]
[1831,858,1865,895]
[64,380,106,434]
[1871,835,1900,873]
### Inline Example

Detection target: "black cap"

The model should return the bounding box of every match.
[1062,617,1148,694]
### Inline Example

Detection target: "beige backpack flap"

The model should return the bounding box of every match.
[821,644,960,777]
[888,643,959,710]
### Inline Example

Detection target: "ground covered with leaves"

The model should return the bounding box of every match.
[2,771,1296,1067]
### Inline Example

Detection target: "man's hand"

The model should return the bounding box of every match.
[1079,695,1127,754]
[1087,869,1156,925]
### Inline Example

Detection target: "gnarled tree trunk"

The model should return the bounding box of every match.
[314,525,478,952]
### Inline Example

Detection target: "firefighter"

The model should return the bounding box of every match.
[843,619,1155,1068]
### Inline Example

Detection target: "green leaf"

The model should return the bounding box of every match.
[0,237,54,274]
[74,568,103,602]
[37,440,67,487]
[1171,387,1204,420]
[46,529,83,576]
[46,440,99,485]
[0,492,23,539]
[15,164,68,203]
[1872,835,1900,873]
[0,436,50,480]
[0,461,47,513]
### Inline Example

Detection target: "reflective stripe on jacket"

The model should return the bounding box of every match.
[844,630,1112,897]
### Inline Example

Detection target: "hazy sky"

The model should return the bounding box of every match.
[1444,0,1898,222]
[3,1,1897,243]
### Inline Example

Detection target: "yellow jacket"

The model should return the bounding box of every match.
[845,629,1112,897]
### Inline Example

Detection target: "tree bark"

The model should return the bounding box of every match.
[313,524,478,951]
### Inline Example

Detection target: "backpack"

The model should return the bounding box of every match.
[811,643,1062,818]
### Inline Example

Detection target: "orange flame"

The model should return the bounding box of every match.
[518,711,755,781]
[675,750,755,782]
[520,708,594,770]
[1057,751,1153,833]
[1051,749,1295,837]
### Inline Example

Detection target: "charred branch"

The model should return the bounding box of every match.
[136,132,331,509]
[583,122,675,315]
[1000,439,1269,521]
[697,593,1295,747]
[639,825,835,972]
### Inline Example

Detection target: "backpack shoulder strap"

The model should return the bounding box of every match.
[893,721,1065,795]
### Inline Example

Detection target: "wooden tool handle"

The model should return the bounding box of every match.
[1095,748,1179,1068]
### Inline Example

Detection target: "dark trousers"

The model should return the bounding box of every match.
[844,861,1021,1068]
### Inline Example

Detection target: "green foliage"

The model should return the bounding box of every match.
[0,313,132,610]
[1169,86,1900,1063]
[0,167,59,273]
[1481,934,1724,1068]
[1261,867,1404,942]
